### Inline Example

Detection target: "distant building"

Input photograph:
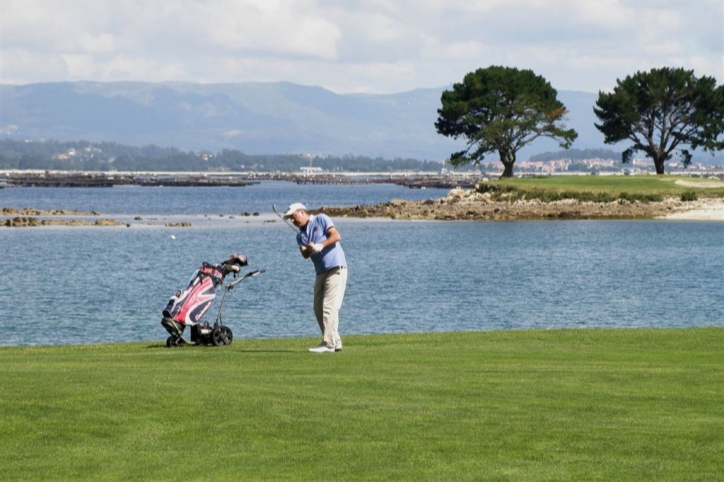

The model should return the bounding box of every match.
[300,167,323,174]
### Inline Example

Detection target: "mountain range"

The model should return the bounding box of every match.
[0,80,691,162]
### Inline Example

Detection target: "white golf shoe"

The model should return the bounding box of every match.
[309,343,335,353]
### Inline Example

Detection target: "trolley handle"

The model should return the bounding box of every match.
[227,269,266,290]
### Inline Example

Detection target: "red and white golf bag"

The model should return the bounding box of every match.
[161,254,247,341]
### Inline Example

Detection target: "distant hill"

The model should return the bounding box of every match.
[0,81,720,163]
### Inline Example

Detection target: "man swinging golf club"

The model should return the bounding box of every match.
[284,203,347,353]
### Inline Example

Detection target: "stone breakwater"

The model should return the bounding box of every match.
[1,207,124,227]
[316,188,721,221]
[5,217,123,227]
[1,207,100,216]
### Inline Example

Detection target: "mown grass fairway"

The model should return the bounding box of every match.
[2,329,723,481]
[492,174,724,198]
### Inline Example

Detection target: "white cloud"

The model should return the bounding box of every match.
[1,0,721,92]
[568,0,636,29]
[424,40,489,61]
[184,0,342,59]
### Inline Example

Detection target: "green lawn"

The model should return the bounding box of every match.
[1,329,723,481]
[493,174,724,198]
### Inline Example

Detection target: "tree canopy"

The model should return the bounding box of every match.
[435,66,577,177]
[594,67,724,175]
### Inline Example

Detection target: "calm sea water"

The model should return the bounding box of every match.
[0,181,446,215]
[1,182,722,346]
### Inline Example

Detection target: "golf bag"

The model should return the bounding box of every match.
[161,254,248,347]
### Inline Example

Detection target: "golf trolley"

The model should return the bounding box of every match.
[161,254,265,348]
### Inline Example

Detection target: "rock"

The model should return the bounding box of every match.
[3,216,122,227]
[94,219,121,226]
[316,193,700,221]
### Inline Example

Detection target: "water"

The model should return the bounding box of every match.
[0,181,447,215]
[1,183,722,346]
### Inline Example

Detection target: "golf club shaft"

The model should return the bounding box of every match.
[272,204,300,233]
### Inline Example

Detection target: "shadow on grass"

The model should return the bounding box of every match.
[234,349,302,353]
[144,343,299,353]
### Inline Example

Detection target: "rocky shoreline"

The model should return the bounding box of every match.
[5,217,125,227]
[3,190,723,227]
[1,207,100,216]
[1,207,125,227]
[317,189,724,221]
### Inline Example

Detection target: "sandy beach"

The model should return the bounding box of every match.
[663,180,724,220]
[662,200,724,221]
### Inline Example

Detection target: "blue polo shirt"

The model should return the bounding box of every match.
[297,214,347,275]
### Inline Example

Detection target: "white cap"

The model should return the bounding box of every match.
[283,202,307,218]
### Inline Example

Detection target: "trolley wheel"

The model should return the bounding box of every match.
[221,326,233,346]
[166,336,187,348]
[211,326,233,346]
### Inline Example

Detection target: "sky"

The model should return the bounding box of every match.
[1,0,722,94]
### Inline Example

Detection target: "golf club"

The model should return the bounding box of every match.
[272,204,300,233]
[273,204,317,245]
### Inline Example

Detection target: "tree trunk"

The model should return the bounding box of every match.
[500,162,515,178]
[498,148,516,178]
[654,157,665,175]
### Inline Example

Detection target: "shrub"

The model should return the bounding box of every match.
[680,190,698,202]
[618,191,663,203]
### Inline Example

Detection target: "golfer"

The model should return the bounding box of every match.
[284,203,347,353]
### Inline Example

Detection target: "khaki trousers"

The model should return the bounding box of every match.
[314,267,347,348]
